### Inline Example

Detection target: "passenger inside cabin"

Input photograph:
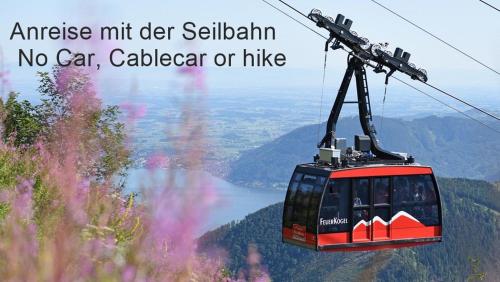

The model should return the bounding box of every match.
[413,184,424,202]
[353,190,363,220]
[353,190,362,206]
[411,183,425,217]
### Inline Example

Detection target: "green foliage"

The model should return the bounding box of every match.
[0,146,58,236]
[0,65,131,236]
[0,67,130,182]
[467,257,486,281]
[200,203,357,281]
[199,178,500,282]
[31,174,62,238]
[109,194,141,244]
[0,203,10,221]
[39,69,130,181]
[0,147,37,189]
[1,92,42,147]
[92,105,130,181]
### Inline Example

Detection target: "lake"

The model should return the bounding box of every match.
[124,168,285,234]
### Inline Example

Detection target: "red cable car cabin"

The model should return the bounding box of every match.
[282,164,442,251]
[281,10,443,251]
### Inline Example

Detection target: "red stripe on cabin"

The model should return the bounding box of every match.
[282,227,317,245]
[392,226,442,239]
[317,232,350,245]
[330,166,432,179]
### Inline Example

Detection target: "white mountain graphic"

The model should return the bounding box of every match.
[353,211,420,230]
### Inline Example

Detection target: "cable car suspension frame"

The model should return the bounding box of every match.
[309,9,427,165]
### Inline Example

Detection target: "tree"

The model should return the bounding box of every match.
[36,66,131,181]
[1,92,42,147]
[0,64,130,182]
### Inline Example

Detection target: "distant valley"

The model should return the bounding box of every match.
[228,115,500,188]
[201,114,500,281]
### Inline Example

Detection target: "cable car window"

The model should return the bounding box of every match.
[393,175,439,226]
[306,184,324,233]
[374,178,390,205]
[353,209,370,226]
[353,179,369,207]
[283,181,299,227]
[317,176,326,185]
[285,182,299,205]
[291,182,313,226]
[293,173,304,182]
[375,207,390,222]
[393,176,410,205]
[302,174,317,183]
[290,174,327,228]
[319,179,350,233]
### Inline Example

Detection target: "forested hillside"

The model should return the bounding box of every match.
[199,178,500,281]
[228,116,500,188]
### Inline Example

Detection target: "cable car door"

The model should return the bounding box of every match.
[352,178,391,242]
[372,177,391,240]
[352,178,371,242]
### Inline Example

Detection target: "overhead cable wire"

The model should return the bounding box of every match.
[317,51,329,144]
[346,46,500,129]
[261,0,327,40]
[479,0,500,12]
[369,0,500,76]
[379,84,389,133]
[368,0,500,121]
[424,81,500,121]
[393,77,500,134]
[277,0,309,18]
[258,0,500,134]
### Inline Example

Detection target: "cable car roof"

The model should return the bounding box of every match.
[296,163,433,178]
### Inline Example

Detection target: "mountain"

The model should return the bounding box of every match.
[228,116,500,188]
[199,178,500,281]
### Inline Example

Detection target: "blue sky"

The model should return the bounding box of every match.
[0,0,499,104]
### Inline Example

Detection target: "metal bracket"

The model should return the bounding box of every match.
[318,57,405,161]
